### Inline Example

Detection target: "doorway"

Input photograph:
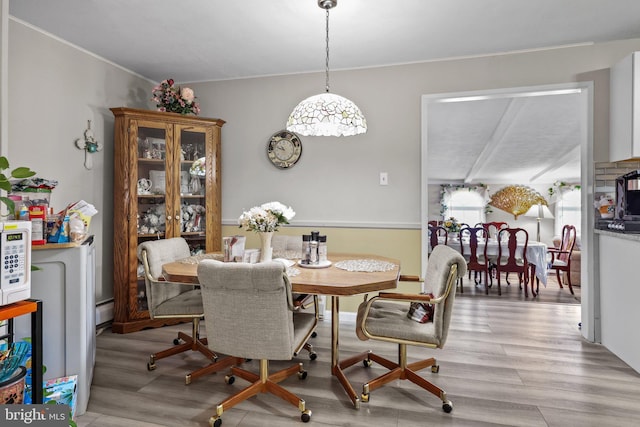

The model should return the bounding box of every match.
[421,82,596,342]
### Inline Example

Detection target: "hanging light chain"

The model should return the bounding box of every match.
[325,8,330,93]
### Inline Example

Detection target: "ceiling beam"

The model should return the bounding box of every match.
[464,98,528,183]
[529,144,580,183]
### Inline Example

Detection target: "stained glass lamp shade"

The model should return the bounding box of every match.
[286,0,367,137]
[287,93,367,137]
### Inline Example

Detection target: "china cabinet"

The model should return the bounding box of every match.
[110,107,224,333]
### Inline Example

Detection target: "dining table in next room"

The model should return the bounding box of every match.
[442,237,548,286]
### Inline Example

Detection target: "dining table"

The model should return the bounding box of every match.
[162,252,401,409]
[442,237,548,286]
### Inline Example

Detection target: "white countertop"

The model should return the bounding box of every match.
[595,228,640,242]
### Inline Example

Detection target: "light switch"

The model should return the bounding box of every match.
[379,172,388,186]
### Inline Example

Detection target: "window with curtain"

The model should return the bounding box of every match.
[440,184,489,226]
[554,188,581,236]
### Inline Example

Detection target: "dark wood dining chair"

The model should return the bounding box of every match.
[459,226,491,294]
[496,228,533,297]
[547,224,577,295]
[428,225,448,254]
[482,222,508,239]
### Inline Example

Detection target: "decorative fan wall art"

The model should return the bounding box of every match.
[489,185,548,219]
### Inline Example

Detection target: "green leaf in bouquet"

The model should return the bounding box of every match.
[11,166,37,179]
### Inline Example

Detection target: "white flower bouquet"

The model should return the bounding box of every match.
[238,201,295,233]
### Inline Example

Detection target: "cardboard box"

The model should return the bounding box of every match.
[43,375,78,419]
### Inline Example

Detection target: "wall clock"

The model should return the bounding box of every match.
[267,130,302,169]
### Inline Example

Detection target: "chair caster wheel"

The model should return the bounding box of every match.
[363,359,373,368]
[309,351,317,361]
[442,401,453,413]
[209,416,222,427]
[298,370,308,380]
[224,375,235,385]
[173,338,180,345]
[311,331,317,338]
[431,365,440,373]
[147,362,156,371]
[361,393,369,402]
[301,410,312,423]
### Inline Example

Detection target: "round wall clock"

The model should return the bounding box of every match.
[267,130,302,169]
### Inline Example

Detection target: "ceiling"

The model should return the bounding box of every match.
[9,0,640,185]
[426,89,585,185]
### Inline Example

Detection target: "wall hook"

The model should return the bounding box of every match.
[75,120,103,169]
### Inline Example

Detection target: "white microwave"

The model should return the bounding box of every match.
[0,220,31,306]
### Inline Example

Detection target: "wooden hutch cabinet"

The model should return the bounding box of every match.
[110,107,224,333]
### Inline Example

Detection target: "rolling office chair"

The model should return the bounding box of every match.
[272,234,320,360]
[138,238,238,384]
[197,260,317,426]
[348,245,466,413]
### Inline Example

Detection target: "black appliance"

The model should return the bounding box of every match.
[615,170,640,220]
[596,218,640,233]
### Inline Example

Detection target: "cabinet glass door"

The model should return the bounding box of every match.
[178,127,208,254]
[135,124,168,313]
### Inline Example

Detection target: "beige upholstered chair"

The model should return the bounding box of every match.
[350,245,466,413]
[272,234,319,360]
[138,238,236,384]
[197,260,316,426]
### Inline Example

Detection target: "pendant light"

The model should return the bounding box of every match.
[286,0,367,137]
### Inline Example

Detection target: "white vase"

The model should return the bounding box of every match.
[259,231,274,263]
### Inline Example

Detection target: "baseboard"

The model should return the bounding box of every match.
[96,301,114,327]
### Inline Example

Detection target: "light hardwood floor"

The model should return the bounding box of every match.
[76,279,640,427]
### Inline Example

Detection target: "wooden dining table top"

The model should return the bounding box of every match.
[162,252,401,296]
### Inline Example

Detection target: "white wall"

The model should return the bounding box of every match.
[188,39,640,230]
[7,19,152,303]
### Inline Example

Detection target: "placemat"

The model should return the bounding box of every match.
[334,259,397,272]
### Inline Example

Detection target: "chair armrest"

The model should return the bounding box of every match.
[399,275,422,282]
[293,293,316,310]
[547,248,570,262]
[376,291,446,304]
[378,292,432,302]
[547,248,570,255]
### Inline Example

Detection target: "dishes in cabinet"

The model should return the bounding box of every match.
[180,171,190,194]
[190,157,206,177]
[149,170,166,194]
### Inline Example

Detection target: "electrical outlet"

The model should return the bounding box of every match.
[379,172,388,186]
